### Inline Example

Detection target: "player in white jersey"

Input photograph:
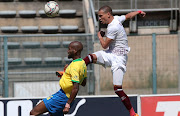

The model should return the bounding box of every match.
[83,6,146,116]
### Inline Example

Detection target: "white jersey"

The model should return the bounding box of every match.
[106,15,130,56]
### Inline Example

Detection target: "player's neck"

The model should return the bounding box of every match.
[73,56,81,60]
[108,16,114,24]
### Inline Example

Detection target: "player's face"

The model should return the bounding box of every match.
[67,46,76,59]
[98,10,109,24]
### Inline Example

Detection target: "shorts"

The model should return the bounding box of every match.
[43,89,68,116]
[93,50,128,85]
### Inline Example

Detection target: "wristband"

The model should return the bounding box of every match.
[138,10,142,14]
[65,103,70,108]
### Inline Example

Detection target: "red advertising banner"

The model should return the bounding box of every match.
[141,94,180,116]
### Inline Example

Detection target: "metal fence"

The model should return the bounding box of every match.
[0,34,94,97]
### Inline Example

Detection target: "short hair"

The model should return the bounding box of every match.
[99,5,113,15]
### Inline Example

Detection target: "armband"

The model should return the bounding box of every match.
[138,10,142,14]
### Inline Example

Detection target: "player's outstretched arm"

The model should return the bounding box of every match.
[125,11,146,20]
[63,82,79,114]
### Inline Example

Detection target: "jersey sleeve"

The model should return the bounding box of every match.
[70,65,80,83]
[118,15,126,23]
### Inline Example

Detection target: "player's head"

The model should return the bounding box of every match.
[98,5,113,24]
[68,41,83,59]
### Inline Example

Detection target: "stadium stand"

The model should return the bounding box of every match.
[0,11,16,18]
[40,26,59,34]
[1,26,18,33]
[22,42,40,48]
[0,0,179,98]
[62,41,71,48]
[59,9,76,18]
[0,0,84,34]
[19,10,36,18]
[64,57,72,64]
[44,57,62,64]
[2,42,20,49]
[8,58,22,65]
[60,25,79,33]
[38,10,47,18]
[21,26,39,33]
[42,41,61,48]
[24,57,42,64]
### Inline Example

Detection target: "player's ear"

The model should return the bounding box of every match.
[73,49,78,54]
[107,12,110,18]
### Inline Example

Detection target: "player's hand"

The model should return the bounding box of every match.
[63,107,69,114]
[139,11,146,17]
[56,64,68,78]
[56,71,64,78]
[63,103,70,114]
[98,31,105,38]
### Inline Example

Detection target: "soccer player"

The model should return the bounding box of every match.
[30,41,87,116]
[83,6,146,116]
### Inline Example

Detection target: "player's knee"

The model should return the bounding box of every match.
[91,54,97,62]
[114,85,122,92]
[88,54,96,63]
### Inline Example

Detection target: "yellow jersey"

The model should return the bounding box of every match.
[59,58,87,98]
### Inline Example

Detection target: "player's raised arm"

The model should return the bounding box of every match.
[125,11,146,20]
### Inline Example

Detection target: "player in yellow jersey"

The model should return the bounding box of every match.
[30,41,87,116]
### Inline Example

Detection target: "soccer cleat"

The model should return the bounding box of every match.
[133,113,139,116]
[56,71,64,78]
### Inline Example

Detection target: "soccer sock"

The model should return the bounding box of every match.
[114,86,135,116]
[83,54,93,66]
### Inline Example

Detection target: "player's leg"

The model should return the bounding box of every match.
[83,51,105,66]
[30,100,48,116]
[113,68,136,116]
[83,54,97,65]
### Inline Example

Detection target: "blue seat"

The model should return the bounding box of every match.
[64,57,72,64]
[8,58,22,65]
[0,11,16,18]
[60,26,78,33]
[5,42,20,49]
[21,26,39,33]
[19,10,36,18]
[40,26,59,34]
[43,41,61,48]
[1,26,18,33]
[44,57,62,64]
[38,10,47,18]
[22,42,40,48]
[24,58,42,64]
[62,41,71,48]
[59,9,76,18]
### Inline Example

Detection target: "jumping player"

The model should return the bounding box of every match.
[30,41,87,116]
[83,6,146,116]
